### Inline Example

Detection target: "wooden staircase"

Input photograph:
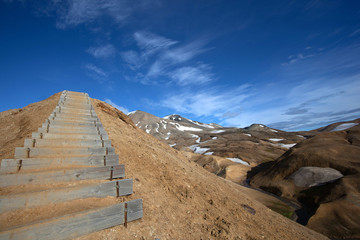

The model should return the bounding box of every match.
[0,90,142,239]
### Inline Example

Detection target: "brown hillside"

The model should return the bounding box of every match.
[0,93,60,160]
[80,97,326,240]
[250,125,360,239]
[0,92,327,240]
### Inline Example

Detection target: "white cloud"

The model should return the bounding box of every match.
[146,38,209,78]
[52,0,148,29]
[222,75,360,130]
[104,99,129,114]
[162,39,207,64]
[84,64,107,77]
[169,64,213,86]
[121,50,143,70]
[221,44,360,130]
[133,31,178,56]
[160,85,251,117]
[158,44,360,131]
[84,63,108,84]
[282,52,314,65]
[350,28,360,37]
[87,44,116,58]
[122,31,212,85]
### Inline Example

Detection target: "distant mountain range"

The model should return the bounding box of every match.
[129,110,360,239]
[129,110,308,166]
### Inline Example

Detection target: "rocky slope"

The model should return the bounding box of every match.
[250,121,360,239]
[0,92,327,240]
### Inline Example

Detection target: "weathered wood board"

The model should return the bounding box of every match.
[0,165,124,187]
[0,179,133,213]
[0,155,118,173]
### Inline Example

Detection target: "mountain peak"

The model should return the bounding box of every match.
[163,114,183,121]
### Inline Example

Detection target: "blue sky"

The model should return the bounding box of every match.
[1,0,360,131]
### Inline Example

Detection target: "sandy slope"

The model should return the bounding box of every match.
[76,98,327,240]
[0,93,60,160]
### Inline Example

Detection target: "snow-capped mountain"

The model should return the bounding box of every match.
[128,110,305,165]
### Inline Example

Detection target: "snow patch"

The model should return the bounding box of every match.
[193,147,210,154]
[331,123,358,132]
[189,145,210,154]
[169,143,176,147]
[196,137,201,143]
[204,152,214,155]
[146,129,151,133]
[278,143,297,149]
[269,138,284,142]
[270,129,278,133]
[127,110,137,115]
[135,122,140,127]
[211,130,225,134]
[259,125,264,127]
[169,122,203,132]
[165,132,171,140]
[212,137,217,140]
[243,133,251,137]
[226,158,250,166]
[155,123,159,133]
[188,119,215,128]
[297,135,305,138]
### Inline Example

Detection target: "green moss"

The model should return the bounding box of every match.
[268,202,294,219]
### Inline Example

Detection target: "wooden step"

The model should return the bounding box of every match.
[58,102,92,108]
[54,106,94,114]
[45,119,102,127]
[0,155,119,173]
[23,138,112,148]
[49,115,100,122]
[50,111,97,118]
[37,126,107,135]
[0,199,142,240]
[47,118,100,125]
[40,123,105,132]
[0,179,133,213]
[0,165,124,187]
[15,146,115,158]
[32,132,109,140]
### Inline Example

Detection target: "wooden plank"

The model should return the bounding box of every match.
[0,200,142,240]
[0,165,124,187]
[23,138,112,148]
[127,198,144,222]
[32,132,109,140]
[0,179,133,213]
[0,155,118,173]
[14,147,115,158]
[37,127,107,135]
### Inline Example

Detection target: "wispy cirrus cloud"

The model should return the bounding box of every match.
[104,99,129,114]
[122,31,213,86]
[87,44,116,58]
[133,31,178,56]
[84,63,108,83]
[52,0,149,29]
[146,39,209,78]
[160,85,251,117]
[223,75,360,130]
[221,44,360,130]
[121,50,143,70]
[157,43,360,131]
[169,64,213,86]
